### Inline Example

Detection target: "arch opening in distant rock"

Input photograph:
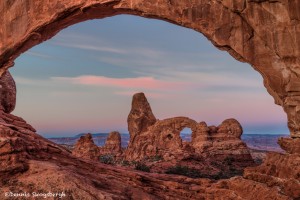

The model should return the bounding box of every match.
[180,127,192,142]
[1,1,299,138]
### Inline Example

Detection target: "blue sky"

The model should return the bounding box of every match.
[10,15,289,137]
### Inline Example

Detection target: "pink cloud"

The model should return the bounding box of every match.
[52,76,189,90]
[115,91,168,99]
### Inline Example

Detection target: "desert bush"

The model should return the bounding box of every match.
[166,165,203,178]
[134,162,150,172]
[120,160,131,166]
[224,157,235,165]
[149,154,163,162]
[99,154,115,165]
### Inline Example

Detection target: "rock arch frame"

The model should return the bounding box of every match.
[0,0,300,137]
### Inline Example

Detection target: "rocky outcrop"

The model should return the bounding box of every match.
[72,133,100,160]
[0,119,293,199]
[244,152,300,199]
[0,1,299,198]
[1,0,300,138]
[126,117,196,160]
[0,88,295,199]
[0,111,36,132]
[278,137,300,154]
[125,93,255,178]
[242,135,300,199]
[127,93,156,147]
[0,116,69,182]
[0,71,15,113]
[99,131,122,155]
[192,119,254,168]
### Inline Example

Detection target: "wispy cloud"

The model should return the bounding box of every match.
[51,33,166,57]
[114,91,169,99]
[51,75,190,91]
[52,43,127,54]
[24,51,52,59]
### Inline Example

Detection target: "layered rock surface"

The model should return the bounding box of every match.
[0,84,297,199]
[1,0,300,138]
[0,116,296,199]
[0,1,299,199]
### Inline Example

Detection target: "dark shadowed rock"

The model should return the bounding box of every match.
[0,71,15,113]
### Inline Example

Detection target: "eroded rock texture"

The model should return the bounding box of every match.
[0,0,300,137]
[72,133,100,160]
[127,93,156,145]
[125,93,255,178]
[0,99,297,199]
[0,0,299,199]
[0,71,15,113]
[0,89,297,199]
[99,131,123,155]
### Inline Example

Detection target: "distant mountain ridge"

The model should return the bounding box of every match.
[48,133,288,152]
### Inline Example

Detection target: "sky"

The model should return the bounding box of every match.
[10,15,289,137]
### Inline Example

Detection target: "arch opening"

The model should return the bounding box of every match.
[180,127,192,142]
[1,1,298,138]
[0,2,299,198]
[9,16,288,140]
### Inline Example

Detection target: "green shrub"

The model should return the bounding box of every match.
[135,162,150,172]
[224,157,235,165]
[166,165,203,178]
[99,154,115,165]
[120,160,130,166]
[149,155,163,162]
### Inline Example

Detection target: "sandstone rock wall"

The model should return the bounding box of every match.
[0,0,300,137]
[125,93,254,171]
[127,93,156,148]
[0,110,296,199]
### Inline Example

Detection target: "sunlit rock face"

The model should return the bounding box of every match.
[99,131,123,156]
[0,0,300,137]
[127,93,156,148]
[125,93,255,178]
[72,133,100,160]
[0,1,299,199]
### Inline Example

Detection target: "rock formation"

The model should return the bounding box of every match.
[0,112,296,199]
[0,71,15,113]
[125,93,255,178]
[72,133,100,160]
[127,93,156,147]
[244,151,300,199]
[0,1,300,199]
[278,137,300,154]
[0,87,297,199]
[192,119,254,167]
[99,131,122,155]
[1,0,300,138]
